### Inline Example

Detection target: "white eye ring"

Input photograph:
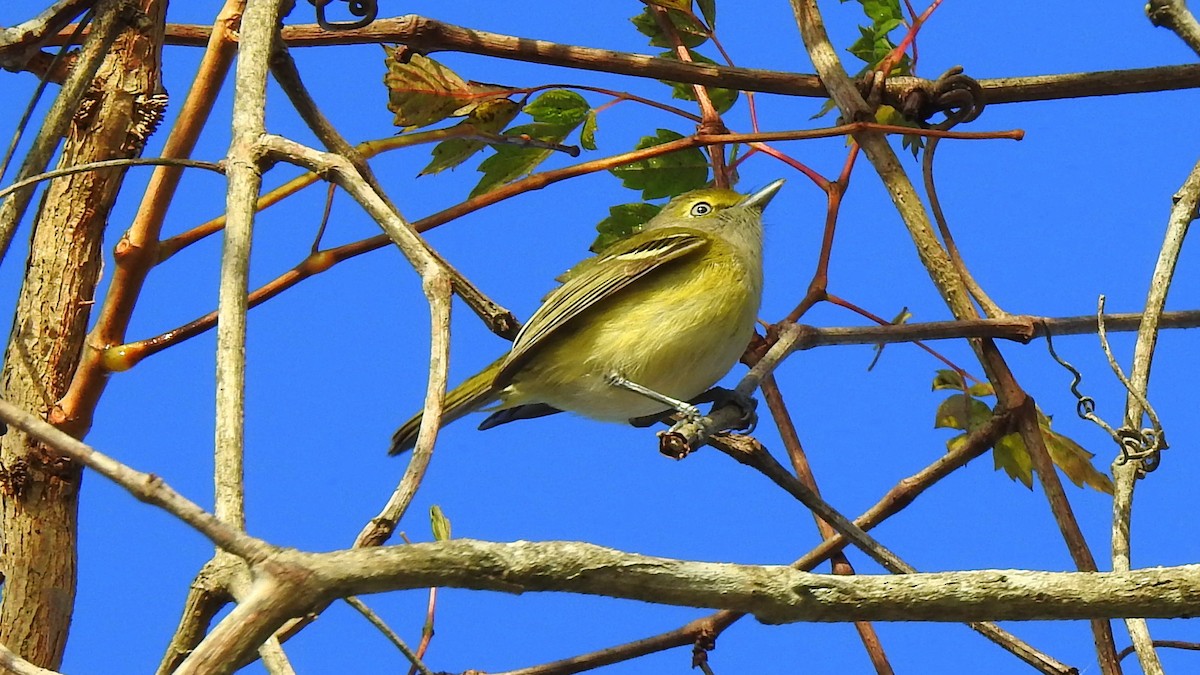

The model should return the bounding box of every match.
[690,201,713,217]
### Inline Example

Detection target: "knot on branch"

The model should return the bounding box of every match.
[697,119,730,137]
[862,66,986,127]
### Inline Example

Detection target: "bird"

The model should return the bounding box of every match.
[389,179,784,455]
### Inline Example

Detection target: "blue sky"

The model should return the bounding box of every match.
[2,1,1199,673]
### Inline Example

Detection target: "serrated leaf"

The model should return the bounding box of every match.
[631,6,708,48]
[470,124,560,197]
[934,393,992,432]
[993,432,1035,489]
[430,505,452,541]
[581,111,598,151]
[931,369,965,391]
[590,202,662,252]
[524,89,590,126]
[985,412,1114,494]
[419,98,521,176]
[697,0,716,29]
[609,129,709,200]
[1041,418,1115,495]
[658,50,738,113]
[468,91,590,197]
[383,48,510,130]
[901,133,925,159]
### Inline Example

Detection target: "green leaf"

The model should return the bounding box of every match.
[931,369,965,391]
[697,0,716,29]
[470,123,563,197]
[934,393,992,432]
[860,0,903,22]
[609,129,709,200]
[469,91,590,197]
[658,50,739,113]
[430,505,452,541]
[419,98,521,176]
[581,111,598,151]
[590,202,662,252]
[631,6,708,48]
[523,89,590,126]
[383,48,510,130]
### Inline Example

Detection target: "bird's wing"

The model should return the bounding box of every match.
[496,229,708,385]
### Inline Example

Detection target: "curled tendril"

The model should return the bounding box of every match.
[307,0,378,30]
[1043,320,1168,477]
[930,66,985,125]
[872,66,986,127]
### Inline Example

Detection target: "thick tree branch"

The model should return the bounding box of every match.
[45,18,1200,107]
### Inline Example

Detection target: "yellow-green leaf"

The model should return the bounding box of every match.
[430,505,452,541]
[1041,420,1115,495]
[580,111,598,151]
[987,413,1114,494]
[934,394,992,432]
[993,432,1035,489]
[384,49,469,129]
[967,381,995,397]
[469,91,590,197]
[931,369,965,391]
[419,98,521,176]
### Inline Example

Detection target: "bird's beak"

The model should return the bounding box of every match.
[739,178,785,211]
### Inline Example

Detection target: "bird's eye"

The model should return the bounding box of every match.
[689,201,713,217]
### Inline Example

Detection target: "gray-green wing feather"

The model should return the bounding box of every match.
[496,230,707,385]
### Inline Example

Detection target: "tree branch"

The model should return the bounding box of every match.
[49,18,1200,106]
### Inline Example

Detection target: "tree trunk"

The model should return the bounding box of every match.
[0,1,164,667]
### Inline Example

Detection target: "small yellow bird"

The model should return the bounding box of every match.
[389,179,784,454]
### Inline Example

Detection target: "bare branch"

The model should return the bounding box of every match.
[1148,0,1200,56]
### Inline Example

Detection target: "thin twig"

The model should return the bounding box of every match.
[761,375,894,674]
[344,597,434,675]
[0,157,224,201]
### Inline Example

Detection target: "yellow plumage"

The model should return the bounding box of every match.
[389,180,782,454]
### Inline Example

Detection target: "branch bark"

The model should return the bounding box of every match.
[0,0,165,667]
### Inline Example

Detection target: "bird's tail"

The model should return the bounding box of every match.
[388,357,505,455]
